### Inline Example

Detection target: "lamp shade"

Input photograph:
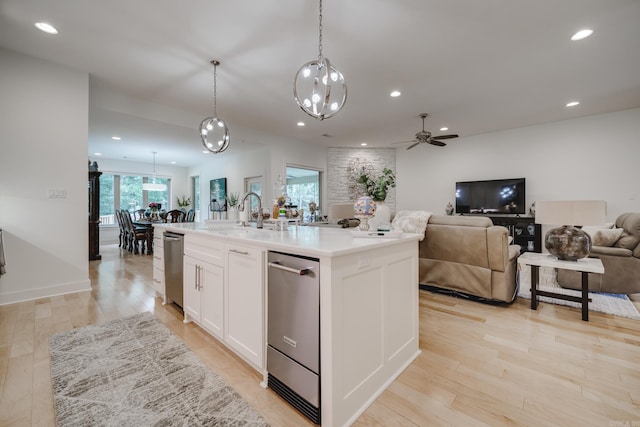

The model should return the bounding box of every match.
[535,200,606,226]
[535,200,606,261]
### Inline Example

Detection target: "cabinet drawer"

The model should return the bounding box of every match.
[185,235,224,266]
[152,267,165,293]
[153,253,164,270]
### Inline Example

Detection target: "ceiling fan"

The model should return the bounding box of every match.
[393,113,459,150]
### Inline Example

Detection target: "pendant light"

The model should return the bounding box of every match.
[294,0,347,120]
[142,152,167,191]
[200,60,230,154]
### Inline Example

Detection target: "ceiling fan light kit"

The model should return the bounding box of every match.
[200,60,230,154]
[293,0,347,120]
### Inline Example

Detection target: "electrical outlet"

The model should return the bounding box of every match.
[358,256,370,268]
[47,188,67,198]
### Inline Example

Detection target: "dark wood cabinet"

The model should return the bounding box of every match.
[89,170,102,260]
[487,215,541,253]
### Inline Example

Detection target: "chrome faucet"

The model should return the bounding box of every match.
[240,192,264,228]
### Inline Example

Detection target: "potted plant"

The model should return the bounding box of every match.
[177,195,191,211]
[356,167,396,202]
[355,167,396,229]
[226,192,240,220]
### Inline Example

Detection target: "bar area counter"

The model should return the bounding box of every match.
[154,221,421,427]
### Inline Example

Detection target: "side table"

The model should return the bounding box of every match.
[517,252,604,321]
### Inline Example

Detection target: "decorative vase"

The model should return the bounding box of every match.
[445,202,454,216]
[369,201,390,231]
[354,196,376,231]
[545,225,591,261]
[228,206,239,221]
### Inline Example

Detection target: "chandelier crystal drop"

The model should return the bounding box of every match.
[200,60,230,154]
[293,0,347,120]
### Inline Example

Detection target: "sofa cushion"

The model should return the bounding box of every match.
[591,228,624,246]
[615,233,640,250]
[392,210,431,240]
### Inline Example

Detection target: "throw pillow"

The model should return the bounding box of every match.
[391,211,432,241]
[591,228,623,247]
[615,233,640,250]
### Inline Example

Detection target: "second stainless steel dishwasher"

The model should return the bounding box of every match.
[267,251,320,424]
[163,231,184,308]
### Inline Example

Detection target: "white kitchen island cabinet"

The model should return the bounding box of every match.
[155,222,421,427]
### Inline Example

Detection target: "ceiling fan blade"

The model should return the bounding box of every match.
[432,134,459,140]
[428,139,447,147]
[391,139,418,145]
[406,142,421,150]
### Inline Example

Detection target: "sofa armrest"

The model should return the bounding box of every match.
[591,246,633,257]
[487,226,509,271]
[508,245,521,261]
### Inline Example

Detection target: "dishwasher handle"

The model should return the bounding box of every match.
[268,261,312,276]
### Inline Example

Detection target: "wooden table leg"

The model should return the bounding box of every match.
[530,264,539,310]
[581,271,589,321]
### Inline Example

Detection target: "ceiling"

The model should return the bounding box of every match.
[1,0,639,167]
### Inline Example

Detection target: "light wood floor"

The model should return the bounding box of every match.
[1,245,639,426]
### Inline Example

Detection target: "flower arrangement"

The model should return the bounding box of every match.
[226,192,240,208]
[149,202,160,211]
[176,195,191,208]
[355,167,396,202]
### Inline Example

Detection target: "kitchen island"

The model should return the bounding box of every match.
[154,221,421,427]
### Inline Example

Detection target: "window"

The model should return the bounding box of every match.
[286,166,321,221]
[98,173,171,226]
[244,176,263,221]
[192,176,200,221]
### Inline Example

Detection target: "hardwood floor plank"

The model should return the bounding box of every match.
[1,244,639,426]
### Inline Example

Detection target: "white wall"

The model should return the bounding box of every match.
[0,48,90,305]
[396,108,640,221]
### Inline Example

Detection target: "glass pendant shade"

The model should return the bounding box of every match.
[200,117,230,154]
[294,57,347,120]
[142,151,167,191]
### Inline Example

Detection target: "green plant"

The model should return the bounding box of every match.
[356,167,396,202]
[176,195,191,208]
[226,192,240,207]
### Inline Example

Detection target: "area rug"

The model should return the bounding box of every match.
[49,312,269,426]
[518,266,640,320]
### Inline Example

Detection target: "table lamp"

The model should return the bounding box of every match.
[535,200,606,261]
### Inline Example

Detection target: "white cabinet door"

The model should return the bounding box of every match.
[183,255,201,322]
[226,245,264,369]
[200,262,224,339]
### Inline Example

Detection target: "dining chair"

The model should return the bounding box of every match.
[185,209,195,222]
[166,209,184,223]
[114,210,125,248]
[133,209,146,221]
[121,209,147,254]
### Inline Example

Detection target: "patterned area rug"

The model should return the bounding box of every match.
[49,312,269,426]
[518,266,640,320]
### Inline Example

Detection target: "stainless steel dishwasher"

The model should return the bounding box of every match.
[267,251,320,425]
[163,231,184,308]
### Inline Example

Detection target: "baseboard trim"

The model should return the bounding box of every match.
[0,279,91,306]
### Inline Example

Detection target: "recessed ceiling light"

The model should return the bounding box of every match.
[170,161,176,164]
[94,152,102,156]
[202,150,210,154]
[440,127,448,132]
[360,143,367,146]
[571,29,593,41]
[111,136,121,141]
[566,101,580,107]
[390,90,401,97]
[297,122,305,127]
[34,22,58,34]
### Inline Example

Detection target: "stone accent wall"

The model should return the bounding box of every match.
[327,148,396,214]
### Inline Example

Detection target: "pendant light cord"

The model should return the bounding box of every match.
[213,61,218,117]
[318,0,323,61]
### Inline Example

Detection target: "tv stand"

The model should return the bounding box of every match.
[486,215,541,253]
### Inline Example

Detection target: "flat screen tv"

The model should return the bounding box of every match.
[455,178,526,215]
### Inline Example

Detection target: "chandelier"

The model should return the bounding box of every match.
[142,152,167,191]
[200,60,230,154]
[293,0,347,120]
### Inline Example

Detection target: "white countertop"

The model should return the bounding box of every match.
[154,221,421,257]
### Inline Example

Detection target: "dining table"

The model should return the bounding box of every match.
[133,219,163,254]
